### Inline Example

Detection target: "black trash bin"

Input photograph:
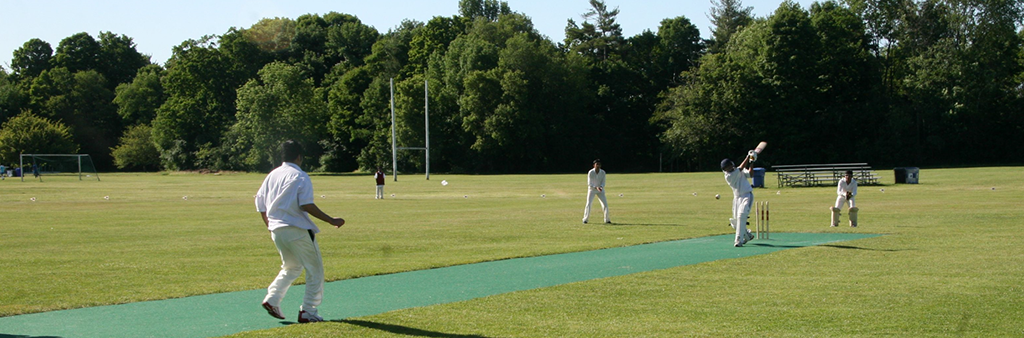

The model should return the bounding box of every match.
[894,168,907,184]
[894,167,919,184]
[904,167,919,184]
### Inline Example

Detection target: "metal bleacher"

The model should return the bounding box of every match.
[772,163,880,188]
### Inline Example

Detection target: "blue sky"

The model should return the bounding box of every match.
[1,0,805,67]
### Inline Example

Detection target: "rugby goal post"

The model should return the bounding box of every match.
[20,154,100,182]
[390,77,430,182]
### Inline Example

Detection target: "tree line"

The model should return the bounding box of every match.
[0,0,1021,173]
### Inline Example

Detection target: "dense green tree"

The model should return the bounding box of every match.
[288,12,379,85]
[0,68,22,125]
[224,62,328,171]
[354,76,397,171]
[653,16,705,86]
[899,0,1024,164]
[654,25,766,170]
[565,1,675,171]
[10,39,53,80]
[152,36,237,170]
[810,1,885,161]
[365,20,423,79]
[408,16,469,74]
[114,64,165,126]
[707,0,754,54]
[110,124,160,171]
[28,68,120,169]
[0,113,78,165]
[458,0,512,21]
[564,0,625,61]
[96,32,150,88]
[245,17,297,55]
[53,33,101,74]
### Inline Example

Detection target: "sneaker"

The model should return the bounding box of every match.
[298,310,323,323]
[583,220,588,224]
[734,242,744,247]
[830,224,838,227]
[745,230,755,242]
[261,302,285,320]
[605,221,611,224]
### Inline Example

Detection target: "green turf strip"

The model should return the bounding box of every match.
[0,232,877,338]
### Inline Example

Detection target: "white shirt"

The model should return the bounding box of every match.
[588,168,606,190]
[724,168,753,197]
[838,178,857,198]
[255,162,319,233]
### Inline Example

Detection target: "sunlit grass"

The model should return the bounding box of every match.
[2,168,1022,336]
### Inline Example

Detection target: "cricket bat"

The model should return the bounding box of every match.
[754,141,767,154]
[748,141,767,162]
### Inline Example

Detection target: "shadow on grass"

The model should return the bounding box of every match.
[602,223,685,227]
[749,243,804,248]
[335,319,494,338]
[0,334,63,338]
[820,244,905,252]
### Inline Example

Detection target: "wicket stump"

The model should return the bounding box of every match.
[756,201,770,239]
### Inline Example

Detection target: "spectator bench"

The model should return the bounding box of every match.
[772,163,880,188]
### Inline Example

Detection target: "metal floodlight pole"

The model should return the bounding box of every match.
[19,153,23,182]
[390,78,398,182]
[425,78,430,181]
[78,154,83,181]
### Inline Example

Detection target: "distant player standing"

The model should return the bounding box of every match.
[831,170,859,227]
[582,159,610,224]
[374,168,386,199]
[722,154,756,247]
[256,140,346,323]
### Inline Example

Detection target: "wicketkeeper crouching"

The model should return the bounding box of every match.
[831,170,859,227]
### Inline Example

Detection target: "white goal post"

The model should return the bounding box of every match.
[20,154,100,182]
[390,77,430,182]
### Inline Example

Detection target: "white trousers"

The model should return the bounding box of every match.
[583,188,610,223]
[264,226,324,313]
[835,196,856,209]
[376,185,384,199]
[732,192,753,242]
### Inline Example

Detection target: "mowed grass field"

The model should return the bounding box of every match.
[1,167,1022,337]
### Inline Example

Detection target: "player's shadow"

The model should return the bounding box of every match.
[335,319,494,338]
[820,244,905,252]
[602,223,685,227]
[748,243,804,248]
[0,334,63,338]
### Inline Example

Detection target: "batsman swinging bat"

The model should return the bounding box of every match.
[754,141,768,154]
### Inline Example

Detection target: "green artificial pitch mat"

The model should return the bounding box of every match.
[0,233,878,338]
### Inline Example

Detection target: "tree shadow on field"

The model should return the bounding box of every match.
[335,319,495,338]
[820,244,906,252]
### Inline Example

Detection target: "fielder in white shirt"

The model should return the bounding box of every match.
[255,140,346,324]
[722,155,756,247]
[583,159,610,224]
[831,170,859,227]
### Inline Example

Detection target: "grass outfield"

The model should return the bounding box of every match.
[1,168,1022,336]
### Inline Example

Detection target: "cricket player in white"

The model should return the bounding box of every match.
[256,140,345,323]
[583,159,610,224]
[831,170,858,227]
[722,155,756,247]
